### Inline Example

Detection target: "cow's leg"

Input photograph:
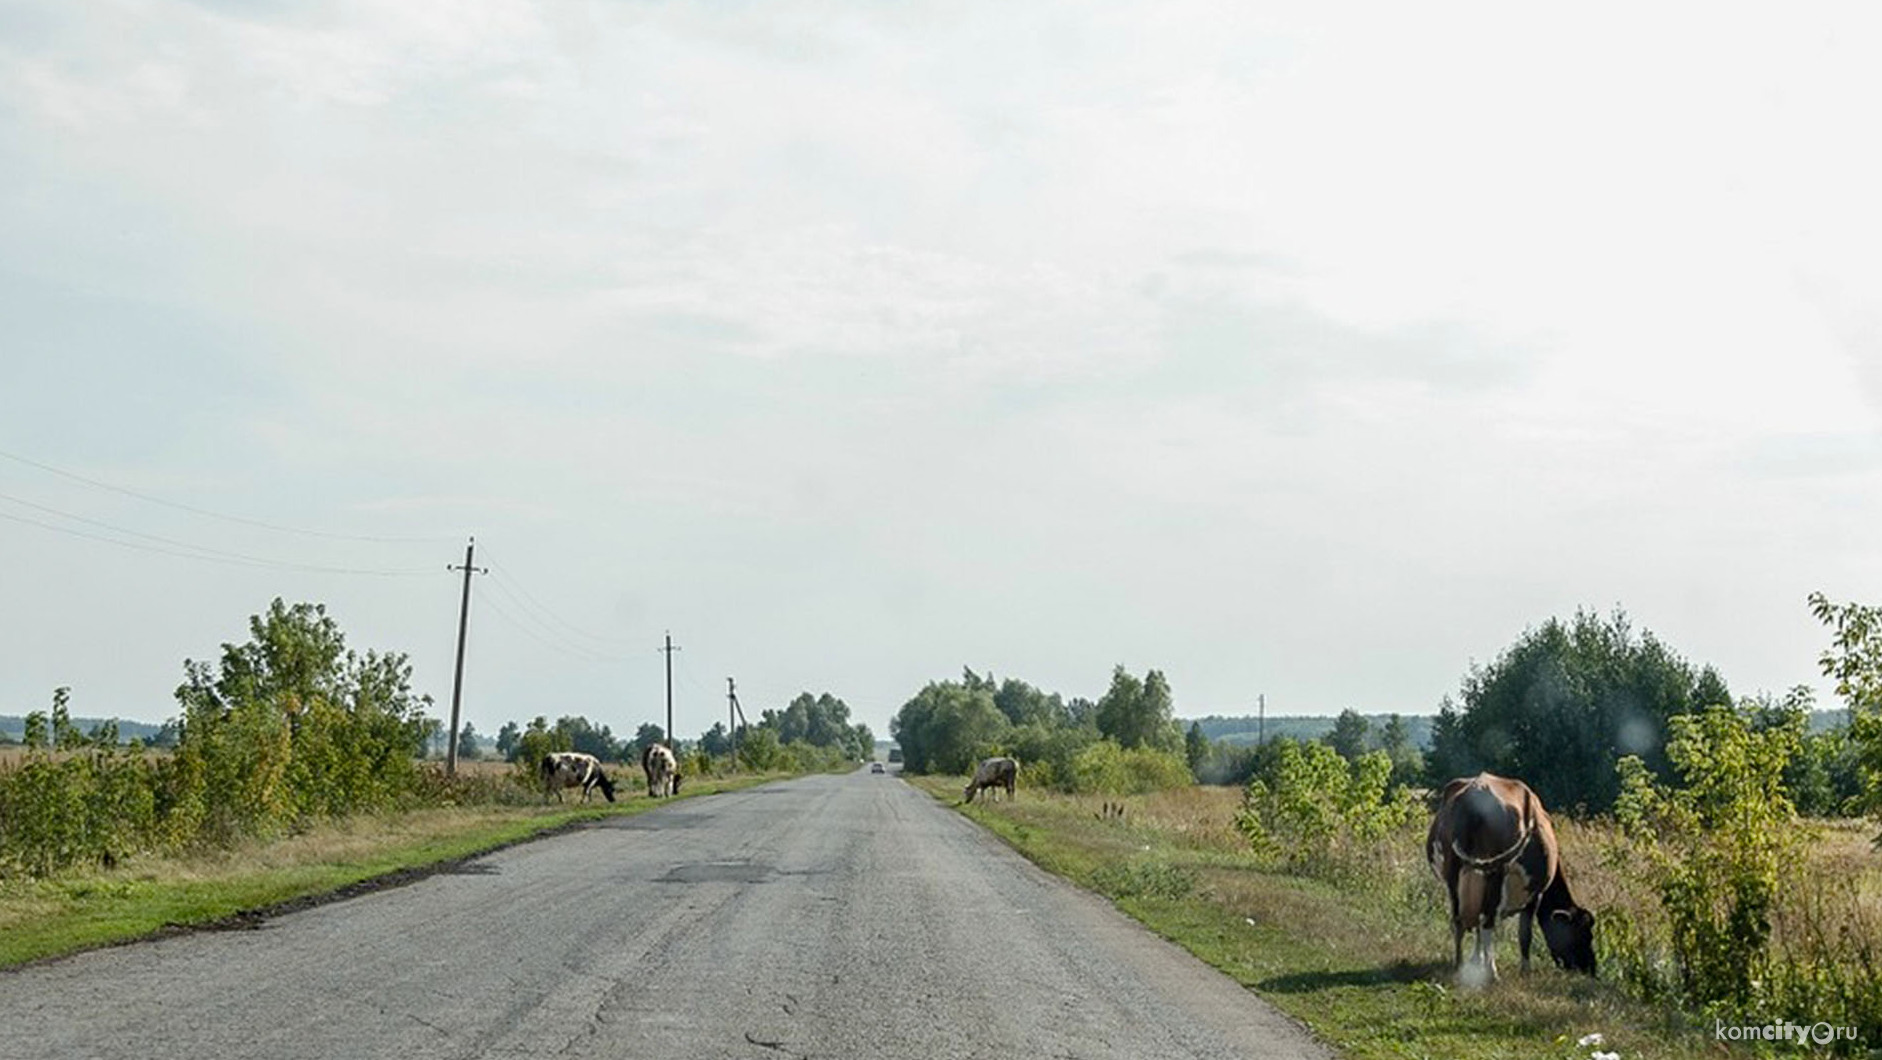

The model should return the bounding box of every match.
[1478,872,1502,980]
[1517,906,1534,973]
[1445,865,1464,969]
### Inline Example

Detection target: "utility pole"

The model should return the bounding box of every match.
[445,537,488,776]
[1257,693,1265,746]
[659,632,680,747]
[727,679,750,762]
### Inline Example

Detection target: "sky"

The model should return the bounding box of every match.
[3,1,1881,744]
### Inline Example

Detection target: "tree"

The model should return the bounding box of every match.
[1324,709,1372,762]
[170,598,433,837]
[1377,713,1424,789]
[456,722,481,762]
[556,716,623,761]
[1807,592,1882,837]
[891,679,1009,774]
[1185,721,1208,774]
[633,723,667,756]
[699,721,733,759]
[495,721,521,762]
[1096,666,1182,752]
[1442,608,1729,813]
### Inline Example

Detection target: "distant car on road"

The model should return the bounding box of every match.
[870,762,886,774]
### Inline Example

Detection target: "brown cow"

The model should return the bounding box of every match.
[963,757,1018,804]
[1426,773,1595,979]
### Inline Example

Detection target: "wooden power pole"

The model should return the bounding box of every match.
[659,631,680,746]
[445,537,487,775]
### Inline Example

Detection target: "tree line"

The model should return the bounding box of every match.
[891,665,1194,795]
[476,689,874,779]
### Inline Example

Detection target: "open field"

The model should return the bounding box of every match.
[909,776,1882,1060]
[0,769,789,969]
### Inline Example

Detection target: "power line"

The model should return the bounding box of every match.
[478,581,620,663]
[0,498,436,577]
[0,446,455,544]
[483,566,635,652]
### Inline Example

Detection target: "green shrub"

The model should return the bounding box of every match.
[1067,740,1192,796]
[1235,739,1417,871]
[1612,705,1801,1012]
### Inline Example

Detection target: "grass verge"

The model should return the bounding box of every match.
[909,776,1737,1060]
[0,772,783,969]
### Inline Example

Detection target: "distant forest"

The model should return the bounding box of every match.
[0,715,166,744]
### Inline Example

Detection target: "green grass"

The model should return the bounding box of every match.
[912,776,1736,1060]
[0,772,780,969]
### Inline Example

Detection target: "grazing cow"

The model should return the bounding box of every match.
[963,756,1018,804]
[641,742,680,798]
[541,751,616,804]
[1427,773,1596,980]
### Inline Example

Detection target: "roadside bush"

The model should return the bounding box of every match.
[736,728,787,772]
[1609,705,1831,1021]
[3,601,438,878]
[1235,739,1417,872]
[1068,740,1192,796]
[0,690,160,876]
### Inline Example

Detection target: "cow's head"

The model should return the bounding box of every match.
[672,773,683,795]
[595,773,617,803]
[1542,905,1596,975]
[961,781,977,804]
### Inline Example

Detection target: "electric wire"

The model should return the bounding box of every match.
[0,447,457,543]
[0,500,437,577]
[476,586,619,664]
[484,567,636,653]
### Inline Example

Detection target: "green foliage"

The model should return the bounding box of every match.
[510,716,573,787]
[1004,722,1100,792]
[1807,592,1882,841]
[455,722,481,763]
[0,688,160,876]
[891,677,1011,775]
[1095,666,1182,753]
[1185,721,1208,774]
[160,599,433,840]
[698,721,733,759]
[1437,607,1729,813]
[1067,740,1193,796]
[757,691,872,760]
[735,726,785,772]
[1610,705,1801,1014]
[1236,739,1416,871]
[1324,708,1372,761]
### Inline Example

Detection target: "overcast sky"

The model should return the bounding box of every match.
[4,1,1881,743]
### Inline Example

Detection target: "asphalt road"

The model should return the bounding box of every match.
[6,768,1332,1060]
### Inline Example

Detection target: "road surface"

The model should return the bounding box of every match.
[6,768,1331,1059]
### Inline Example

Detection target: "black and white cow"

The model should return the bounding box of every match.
[541,751,616,803]
[641,742,680,798]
